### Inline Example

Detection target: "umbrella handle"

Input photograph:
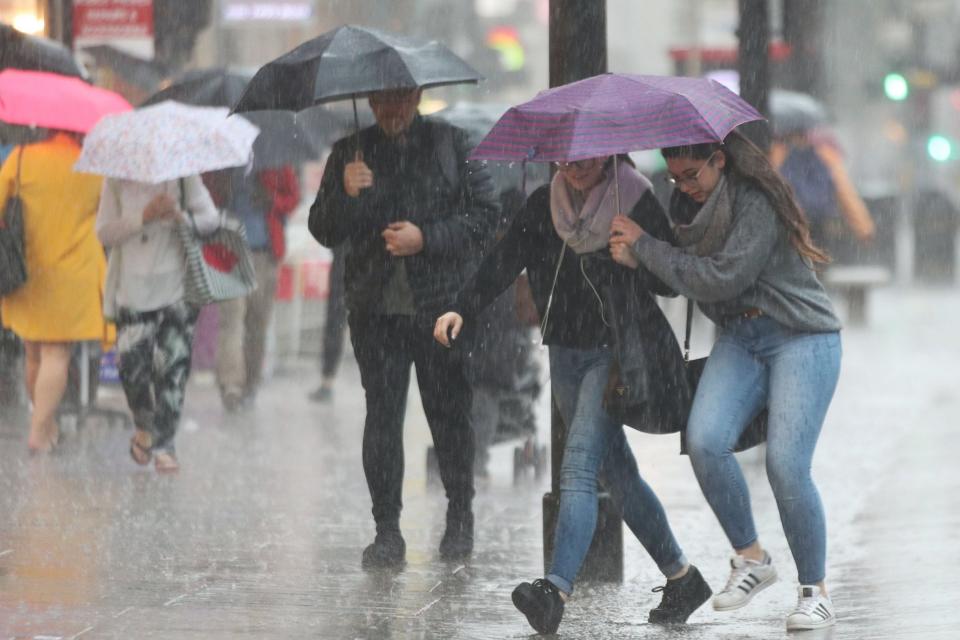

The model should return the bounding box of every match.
[613,154,621,214]
[352,95,361,158]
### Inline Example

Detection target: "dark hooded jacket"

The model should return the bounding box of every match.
[309,115,499,322]
[451,184,675,349]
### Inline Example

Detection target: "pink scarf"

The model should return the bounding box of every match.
[550,160,651,254]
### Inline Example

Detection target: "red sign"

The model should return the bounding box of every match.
[74,0,154,41]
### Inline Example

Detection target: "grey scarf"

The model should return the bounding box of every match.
[672,174,734,257]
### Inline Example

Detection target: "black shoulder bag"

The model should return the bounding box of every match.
[680,300,768,454]
[0,148,27,296]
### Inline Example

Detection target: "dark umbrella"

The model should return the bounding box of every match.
[231,25,483,150]
[0,23,85,78]
[143,68,347,167]
[81,44,168,92]
[769,89,828,137]
[433,102,549,199]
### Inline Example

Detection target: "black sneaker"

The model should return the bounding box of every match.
[361,531,406,570]
[648,565,713,624]
[512,578,565,634]
[439,510,474,560]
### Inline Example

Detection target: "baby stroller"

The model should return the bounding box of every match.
[426,282,546,485]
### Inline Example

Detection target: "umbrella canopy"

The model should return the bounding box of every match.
[770,89,828,136]
[81,45,168,92]
[0,23,86,77]
[74,101,259,183]
[470,73,764,162]
[433,102,550,198]
[144,68,348,167]
[144,68,250,108]
[0,69,131,133]
[231,24,483,114]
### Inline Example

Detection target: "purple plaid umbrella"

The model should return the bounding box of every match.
[470,73,764,163]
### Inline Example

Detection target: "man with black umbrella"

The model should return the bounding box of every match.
[309,87,499,568]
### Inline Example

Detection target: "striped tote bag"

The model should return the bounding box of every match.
[177,179,257,306]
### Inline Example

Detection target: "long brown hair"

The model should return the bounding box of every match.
[661,130,830,265]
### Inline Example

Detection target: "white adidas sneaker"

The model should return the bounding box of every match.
[712,552,778,611]
[786,585,836,631]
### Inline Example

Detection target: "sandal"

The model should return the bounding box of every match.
[129,432,152,466]
[154,451,180,474]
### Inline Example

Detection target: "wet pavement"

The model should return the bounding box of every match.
[1,285,958,639]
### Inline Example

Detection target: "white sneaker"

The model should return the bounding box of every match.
[712,552,778,611]
[786,585,836,631]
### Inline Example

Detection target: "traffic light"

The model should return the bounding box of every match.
[884,72,909,101]
[927,134,953,162]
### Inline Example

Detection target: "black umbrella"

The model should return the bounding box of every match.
[0,23,85,78]
[231,25,483,150]
[143,68,348,168]
[433,102,549,202]
[143,68,249,108]
[81,44,168,92]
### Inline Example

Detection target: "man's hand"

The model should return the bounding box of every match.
[344,151,373,197]
[383,221,424,256]
[433,312,464,347]
[142,193,178,224]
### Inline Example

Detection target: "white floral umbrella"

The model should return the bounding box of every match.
[74,101,259,183]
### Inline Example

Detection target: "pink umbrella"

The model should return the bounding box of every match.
[0,69,131,133]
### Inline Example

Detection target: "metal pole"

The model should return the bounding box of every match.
[543,0,623,584]
[738,0,771,150]
[782,0,825,98]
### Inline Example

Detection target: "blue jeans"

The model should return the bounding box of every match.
[546,346,687,594]
[686,316,841,585]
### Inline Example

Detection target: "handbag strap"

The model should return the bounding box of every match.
[13,145,23,198]
[538,238,568,342]
[179,177,201,234]
[684,298,694,362]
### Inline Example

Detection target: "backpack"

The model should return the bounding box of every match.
[779,146,838,222]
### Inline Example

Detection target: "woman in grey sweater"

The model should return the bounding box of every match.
[609,131,842,632]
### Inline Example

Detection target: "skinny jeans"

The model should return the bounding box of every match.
[685,315,841,584]
[546,345,687,594]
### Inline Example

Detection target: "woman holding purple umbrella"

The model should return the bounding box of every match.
[610,130,842,631]
[434,154,712,634]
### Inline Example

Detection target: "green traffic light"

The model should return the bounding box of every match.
[927,135,952,162]
[884,73,909,101]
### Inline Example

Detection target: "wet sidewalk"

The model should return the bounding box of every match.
[1,286,958,639]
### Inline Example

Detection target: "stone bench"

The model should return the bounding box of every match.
[823,265,892,326]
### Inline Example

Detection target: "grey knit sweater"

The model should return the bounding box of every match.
[632,181,841,333]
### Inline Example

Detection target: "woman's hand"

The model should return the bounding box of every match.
[433,312,464,347]
[610,242,640,268]
[142,193,178,224]
[609,214,644,244]
[609,215,644,268]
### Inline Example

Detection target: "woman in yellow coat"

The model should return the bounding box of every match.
[0,132,106,453]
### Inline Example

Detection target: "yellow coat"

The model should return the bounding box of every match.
[0,133,108,342]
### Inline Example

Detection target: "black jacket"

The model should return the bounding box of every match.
[453,184,675,350]
[309,116,500,321]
